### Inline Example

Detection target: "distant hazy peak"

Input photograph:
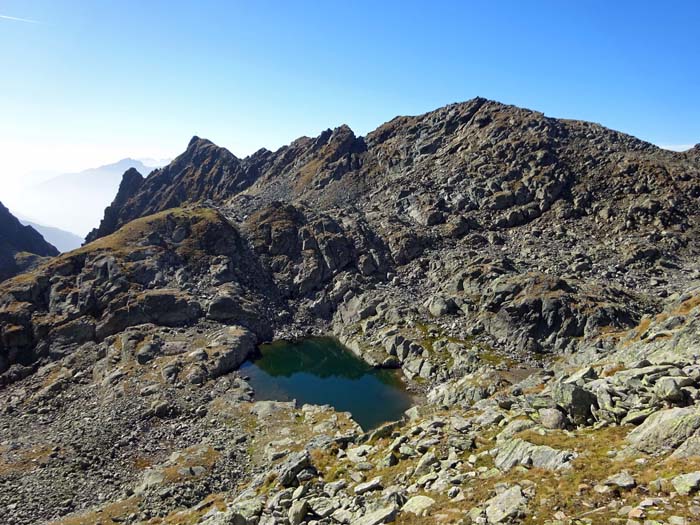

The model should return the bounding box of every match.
[19,219,84,253]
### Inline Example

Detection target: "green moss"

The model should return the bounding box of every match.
[409,322,512,368]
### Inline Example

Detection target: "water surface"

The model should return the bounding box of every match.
[240,337,412,430]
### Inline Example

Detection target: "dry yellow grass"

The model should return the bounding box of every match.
[0,207,222,296]
[676,293,700,316]
[146,493,227,525]
[0,443,53,476]
[47,496,141,525]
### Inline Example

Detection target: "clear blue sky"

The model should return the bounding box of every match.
[1,0,698,181]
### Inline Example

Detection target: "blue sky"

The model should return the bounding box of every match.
[1,0,698,183]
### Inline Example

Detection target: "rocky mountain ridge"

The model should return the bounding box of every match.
[89,98,699,242]
[2,98,700,524]
[79,98,700,358]
[0,201,58,282]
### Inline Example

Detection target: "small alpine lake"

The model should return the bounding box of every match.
[240,337,413,430]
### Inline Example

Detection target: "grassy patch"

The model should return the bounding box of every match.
[0,207,223,295]
[47,496,141,525]
[146,493,227,525]
[0,443,53,475]
[675,293,700,316]
[162,445,220,483]
[411,322,514,368]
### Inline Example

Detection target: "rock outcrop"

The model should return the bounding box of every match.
[0,207,279,379]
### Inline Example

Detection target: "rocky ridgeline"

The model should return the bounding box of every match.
[0,201,58,282]
[1,99,700,524]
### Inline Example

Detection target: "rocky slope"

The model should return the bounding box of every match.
[0,201,58,282]
[85,98,700,358]
[2,99,700,525]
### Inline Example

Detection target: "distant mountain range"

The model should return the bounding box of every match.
[18,218,84,253]
[7,158,167,237]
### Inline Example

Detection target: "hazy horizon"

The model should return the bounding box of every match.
[1,1,698,189]
[3,157,167,236]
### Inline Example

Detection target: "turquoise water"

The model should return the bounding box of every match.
[240,337,413,430]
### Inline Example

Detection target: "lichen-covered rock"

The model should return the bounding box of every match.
[671,472,700,496]
[539,408,567,429]
[228,497,264,525]
[485,485,526,523]
[355,505,398,525]
[494,438,576,471]
[402,495,435,516]
[604,471,636,489]
[276,450,312,487]
[624,407,700,455]
[551,382,597,425]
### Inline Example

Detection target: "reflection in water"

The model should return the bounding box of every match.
[241,337,413,430]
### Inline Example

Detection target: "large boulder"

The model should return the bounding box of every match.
[355,505,398,525]
[425,295,457,317]
[140,290,202,326]
[485,485,526,523]
[275,450,311,487]
[228,497,264,525]
[207,326,257,378]
[655,376,685,403]
[401,495,435,516]
[670,432,700,459]
[539,408,567,429]
[624,407,700,455]
[671,472,700,496]
[494,438,576,471]
[551,382,597,425]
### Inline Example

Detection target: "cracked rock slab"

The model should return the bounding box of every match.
[494,438,576,471]
[485,485,526,523]
[624,407,700,456]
